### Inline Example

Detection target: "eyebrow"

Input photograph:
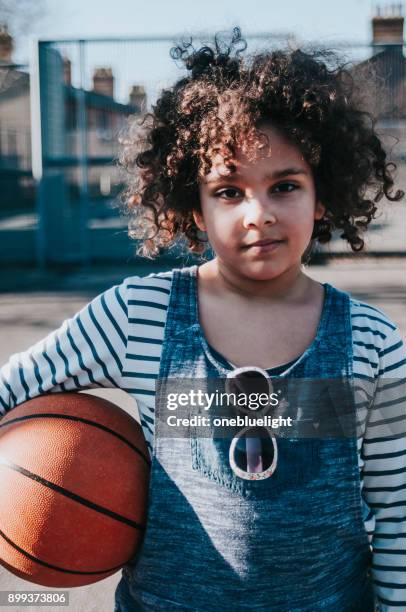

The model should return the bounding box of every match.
[265,167,309,180]
[205,166,309,184]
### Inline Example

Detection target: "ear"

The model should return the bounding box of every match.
[193,210,207,232]
[314,201,326,221]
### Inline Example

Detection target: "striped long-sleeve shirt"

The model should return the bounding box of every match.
[1,269,406,610]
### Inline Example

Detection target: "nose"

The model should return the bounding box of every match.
[242,196,277,230]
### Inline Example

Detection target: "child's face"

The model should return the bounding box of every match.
[195,123,325,282]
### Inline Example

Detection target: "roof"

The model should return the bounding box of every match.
[0,66,139,114]
[0,67,29,102]
[66,85,139,114]
[353,47,406,118]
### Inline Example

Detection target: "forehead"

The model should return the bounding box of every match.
[203,124,309,182]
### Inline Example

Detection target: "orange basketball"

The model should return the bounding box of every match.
[0,393,150,587]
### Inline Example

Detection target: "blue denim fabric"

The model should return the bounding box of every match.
[114,264,375,611]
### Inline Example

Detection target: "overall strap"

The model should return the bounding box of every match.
[288,282,353,380]
[163,264,198,340]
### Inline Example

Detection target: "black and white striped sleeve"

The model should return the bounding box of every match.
[360,322,406,610]
[0,282,129,415]
[121,271,172,454]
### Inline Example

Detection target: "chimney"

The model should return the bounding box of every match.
[129,84,147,111]
[92,67,114,98]
[63,57,72,86]
[0,24,13,64]
[372,4,404,47]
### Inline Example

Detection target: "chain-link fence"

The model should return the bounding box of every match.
[0,33,405,266]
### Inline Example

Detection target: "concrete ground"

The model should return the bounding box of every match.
[0,258,405,612]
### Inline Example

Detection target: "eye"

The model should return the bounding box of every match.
[272,182,299,194]
[214,187,243,201]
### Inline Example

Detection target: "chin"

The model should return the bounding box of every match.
[239,261,287,281]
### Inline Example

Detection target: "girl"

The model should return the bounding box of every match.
[1,29,406,611]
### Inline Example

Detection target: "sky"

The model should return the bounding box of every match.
[16,0,381,55]
[44,0,374,41]
[8,0,393,104]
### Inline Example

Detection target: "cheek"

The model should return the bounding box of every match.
[208,210,238,237]
[285,204,317,234]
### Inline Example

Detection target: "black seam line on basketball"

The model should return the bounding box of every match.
[0,457,146,531]
[0,413,151,466]
[0,527,126,575]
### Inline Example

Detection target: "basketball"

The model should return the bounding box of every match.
[0,393,150,587]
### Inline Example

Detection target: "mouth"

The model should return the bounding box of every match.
[242,239,284,250]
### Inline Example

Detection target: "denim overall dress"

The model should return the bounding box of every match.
[114,264,375,611]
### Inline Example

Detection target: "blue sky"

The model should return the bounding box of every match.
[50,0,373,41]
[26,0,378,48]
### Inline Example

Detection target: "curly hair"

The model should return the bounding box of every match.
[119,27,404,259]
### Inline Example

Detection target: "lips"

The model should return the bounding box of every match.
[244,239,283,248]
